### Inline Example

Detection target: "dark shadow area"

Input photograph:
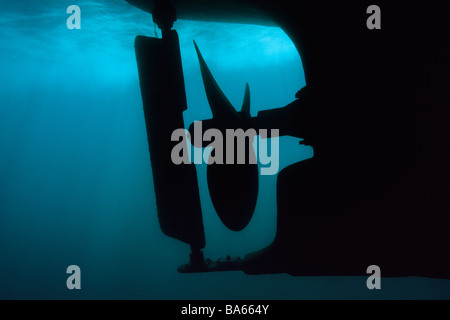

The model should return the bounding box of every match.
[132,0,449,278]
[242,1,450,278]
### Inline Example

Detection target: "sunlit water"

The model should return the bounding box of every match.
[1,0,449,299]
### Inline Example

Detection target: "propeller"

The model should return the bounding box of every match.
[193,40,259,232]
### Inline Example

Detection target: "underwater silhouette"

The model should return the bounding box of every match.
[192,40,258,232]
[130,0,450,277]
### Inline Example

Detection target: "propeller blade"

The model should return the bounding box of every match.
[241,83,251,118]
[193,40,240,119]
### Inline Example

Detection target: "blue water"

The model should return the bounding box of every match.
[1,0,449,299]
